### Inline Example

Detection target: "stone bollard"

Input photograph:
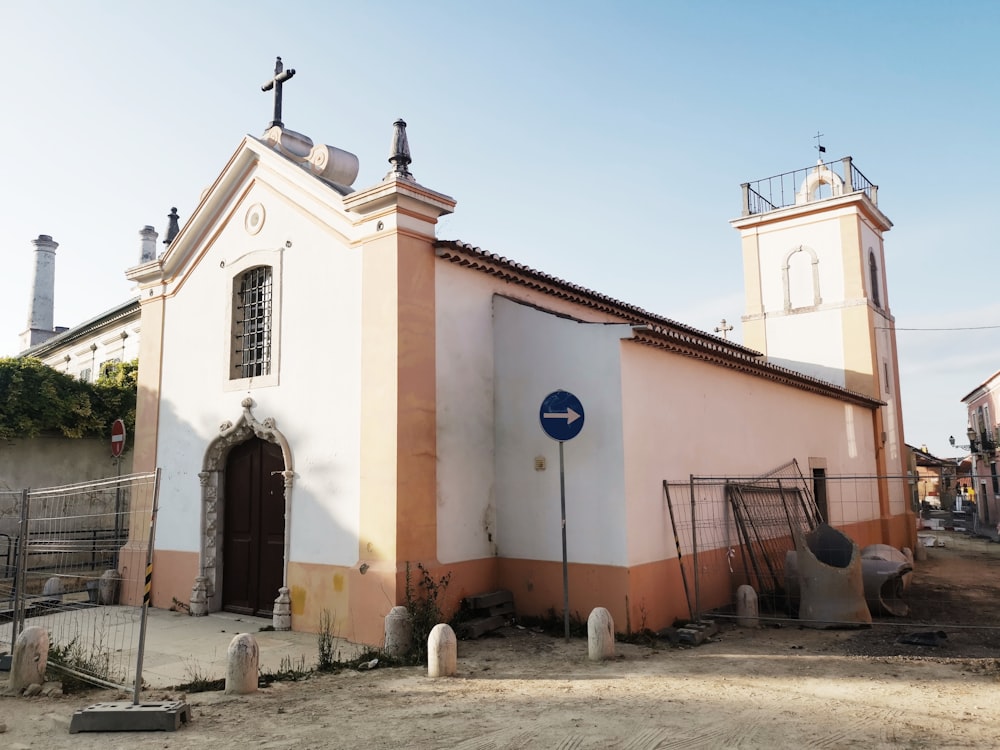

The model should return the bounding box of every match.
[42,576,64,605]
[427,623,457,678]
[587,607,615,661]
[384,606,413,658]
[9,626,49,693]
[98,569,121,605]
[736,584,759,628]
[272,587,292,631]
[224,633,259,695]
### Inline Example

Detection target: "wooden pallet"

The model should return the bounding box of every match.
[457,589,515,638]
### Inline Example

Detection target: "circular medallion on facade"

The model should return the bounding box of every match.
[244,203,266,235]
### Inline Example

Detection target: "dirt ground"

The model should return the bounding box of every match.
[3,532,1000,749]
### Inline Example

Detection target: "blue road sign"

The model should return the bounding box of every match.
[539,390,585,442]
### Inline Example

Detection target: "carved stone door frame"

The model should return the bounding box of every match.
[191,397,294,616]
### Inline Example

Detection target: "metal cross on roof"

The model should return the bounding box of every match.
[261,57,296,129]
[714,319,734,340]
[814,130,826,159]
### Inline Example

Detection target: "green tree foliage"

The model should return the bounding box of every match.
[0,357,138,442]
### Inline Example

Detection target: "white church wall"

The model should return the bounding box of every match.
[154,183,363,568]
[492,295,633,567]
[434,265,499,564]
[619,342,881,565]
[764,309,847,385]
[755,212,848,314]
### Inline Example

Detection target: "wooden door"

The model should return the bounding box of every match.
[223,437,285,616]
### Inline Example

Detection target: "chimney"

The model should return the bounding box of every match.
[20,234,59,351]
[139,225,159,263]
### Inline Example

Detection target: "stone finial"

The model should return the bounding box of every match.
[272,587,291,631]
[386,119,414,181]
[163,208,181,246]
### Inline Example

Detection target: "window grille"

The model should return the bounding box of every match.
[234,266,272,379]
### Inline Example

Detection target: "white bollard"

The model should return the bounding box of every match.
[272,587,292,631]
[384,605,413,658]
[736,584,759,628]
[587,607,615,661]
[9,626,49,693]
[427,623,457,678]
[224,633,259,695]
[42,576,64,604]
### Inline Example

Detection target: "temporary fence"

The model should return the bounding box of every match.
[1,470,159,692]
[664,461,1000,633]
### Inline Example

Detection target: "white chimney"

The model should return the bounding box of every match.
[20,234,59,351]
[139,225,158,263]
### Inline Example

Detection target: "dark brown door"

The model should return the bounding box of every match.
[223,437,285,616]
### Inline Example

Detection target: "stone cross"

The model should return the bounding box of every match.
[262,57,296,129]
[714,319,734,340]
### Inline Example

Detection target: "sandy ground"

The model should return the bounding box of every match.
[3,533,1000,749]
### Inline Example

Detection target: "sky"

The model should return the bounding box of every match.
[1,1,998,458]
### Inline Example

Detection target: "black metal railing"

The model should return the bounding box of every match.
[740,156,878,216]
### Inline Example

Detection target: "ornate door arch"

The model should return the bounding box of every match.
[193,398,294,615]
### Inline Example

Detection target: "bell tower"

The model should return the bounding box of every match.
[731,155,908,537]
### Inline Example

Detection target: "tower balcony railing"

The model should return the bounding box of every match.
[741,156,878,217]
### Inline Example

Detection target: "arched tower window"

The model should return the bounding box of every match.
[868,250,881,308]
[782,245,822,311]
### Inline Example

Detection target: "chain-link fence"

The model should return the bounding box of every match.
[1,471,158,690]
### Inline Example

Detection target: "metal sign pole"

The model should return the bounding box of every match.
[559,440,570,642]
[539,390,584,644]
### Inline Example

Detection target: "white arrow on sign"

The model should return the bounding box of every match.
[543,407,581,425]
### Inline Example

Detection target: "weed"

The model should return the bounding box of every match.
[260,655,309,686]
[174,659,224,692]
[317,609,337,671]
[404,562,452,665]
[47,637,127,692]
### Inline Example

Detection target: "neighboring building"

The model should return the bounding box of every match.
[15,219,181,379]
[960,370,1000,526]
[907,444,958,509]
[110,77,915,646]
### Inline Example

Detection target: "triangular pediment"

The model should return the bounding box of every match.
[126,135,359,291]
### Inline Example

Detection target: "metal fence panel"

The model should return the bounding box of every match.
[1,471,158,690]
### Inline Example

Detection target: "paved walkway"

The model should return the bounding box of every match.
[137,608,363,688]
[3,606,365,690]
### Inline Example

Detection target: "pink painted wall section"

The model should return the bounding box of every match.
[619,341,885,565]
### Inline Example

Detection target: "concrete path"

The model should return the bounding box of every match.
[2,606,366,690]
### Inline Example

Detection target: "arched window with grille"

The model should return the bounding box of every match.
[232,265,273,379]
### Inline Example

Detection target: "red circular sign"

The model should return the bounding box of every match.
[111,418,126,458]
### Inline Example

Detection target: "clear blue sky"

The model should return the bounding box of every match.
[2,1,997,458]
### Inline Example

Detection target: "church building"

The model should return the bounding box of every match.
[118,60,913,645]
